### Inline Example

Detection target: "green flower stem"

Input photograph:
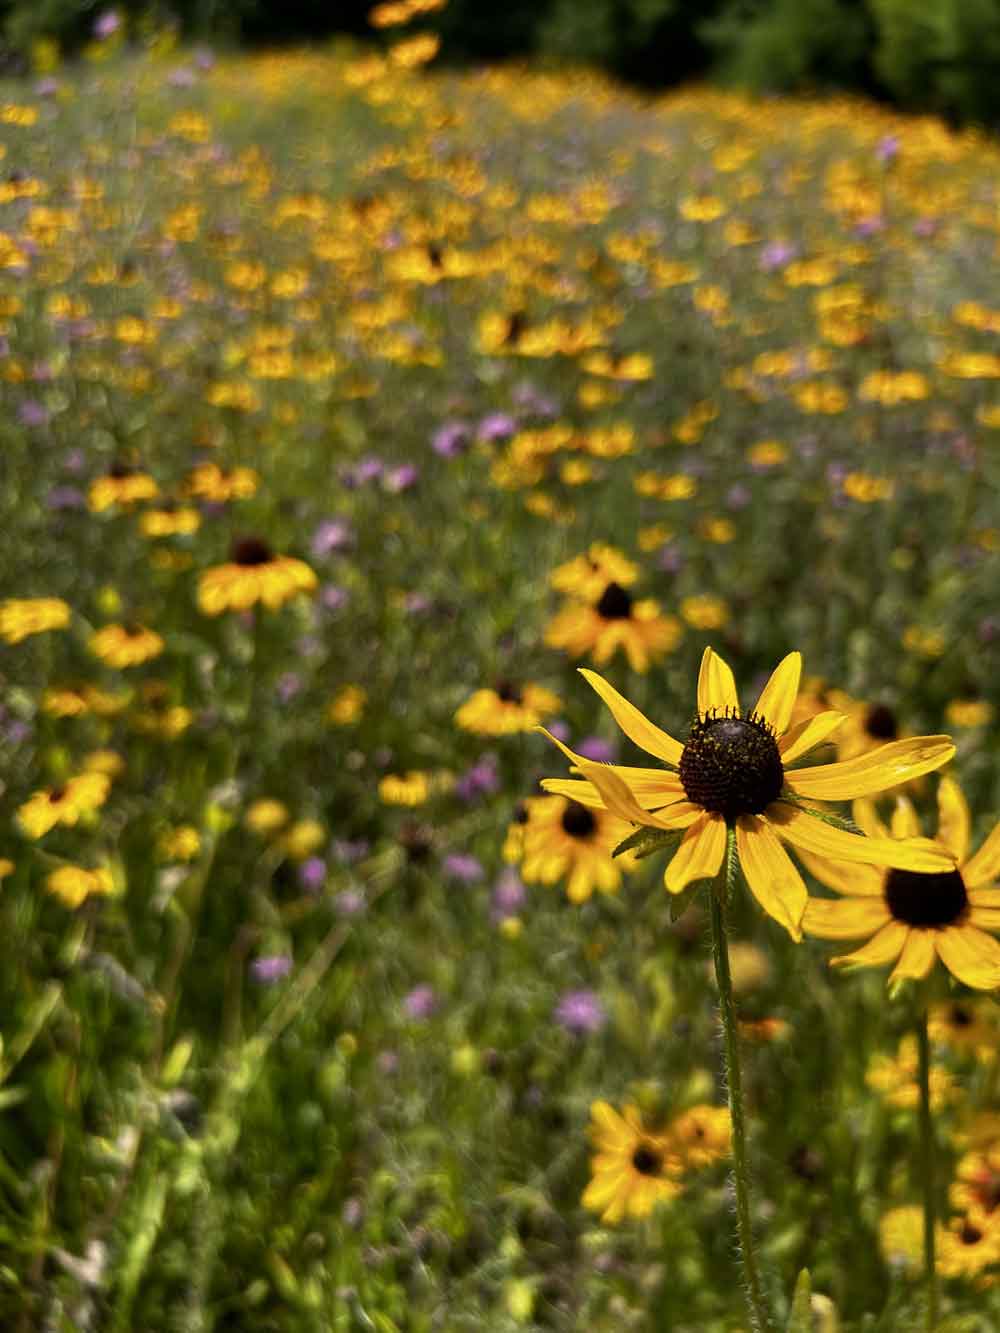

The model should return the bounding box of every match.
[917,1008,938,1331]
[708,831,774,1333]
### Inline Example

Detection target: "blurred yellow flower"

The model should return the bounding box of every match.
[0,598,70,644]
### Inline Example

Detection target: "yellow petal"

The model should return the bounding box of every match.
[794,847,884,897]
[610,766,686,799]
[784,735,956,800]
[579,669,684,766]
[752,652,801,736]
[735,816,807,939]
[963,821,1000,889]
[778,710,845,763]
[935,926,1000,990]
[577,759,698,831]
[831,921,908,970]
[536,726,592,772]
[663,813,726,893]
[890,797,922,840]
[696,646,739,716]
[541,778,605,808]
[852,798,889,840]
[968,908,1000,930]
[769,803,954,872]
[889,930,936,983]
[937,776,971,867]
[802,895,891,939]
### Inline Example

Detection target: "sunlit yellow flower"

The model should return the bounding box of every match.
[328,685,367,725]
[18,772,111,839]
[880,1206,931,1271]
[545,582,681,673]
[0,859,13,881]
[159,825,202,862]
[929,1000,998,1059]
[90,624,164,668]
[866,1035,956,1109]
[83,749,124,777]
[454,682,561,736]
[803,778,1000,989]
[140,505,201,538]
[198,538,317,615]
[281,820,326,860]
[842,472,895,503]
[379,772,430,806]
[539,648,954,939]
[182,463,259,502]
[937,1216,1000,1281]
[582,1101,683,1224]
[88,466,159,512]
[514,793,636,903]
[246,799,289,835]
[45,863,116,909]
[0,597,70,644]
[669,1105,731,1169]
[680,595,729,631]
[549,544,638,601]
[946,699,995,729]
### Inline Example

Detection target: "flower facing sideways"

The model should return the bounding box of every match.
[539,648,955,939]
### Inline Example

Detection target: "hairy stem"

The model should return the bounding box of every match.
[709,831,773,1332]
[917,1008,938,1331]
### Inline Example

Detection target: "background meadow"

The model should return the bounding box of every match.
[3,23,1000,1331]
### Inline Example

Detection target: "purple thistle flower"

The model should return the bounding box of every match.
[93,9,122,38]
[491,868,526,921]
[454,753,500,803]
[477,412,517,441]
[403,984,437,1020]
[443,852,484,884]
[251,955,293,984]
[554,989,606,1035]
[299,857,327,892]
[576,735,616,764]
[385,464,419,493]
[311,519,353,556]
[432,421,471,457]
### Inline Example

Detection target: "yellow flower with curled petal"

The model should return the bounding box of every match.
[18,772,111,839]
[0,598,70,644]
[90,624,164,668]
[538,648,954,940]
[46,863,115,908]
[198,538,316,616]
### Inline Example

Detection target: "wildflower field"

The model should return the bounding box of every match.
[7,31,1000,1332]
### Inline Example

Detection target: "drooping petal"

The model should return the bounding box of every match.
[802,895,890,939]
[735,815,807,939]
[579,669,684,766]
[783,735,955,800]
[831,921,908,970]
[937,776,971,867]
[769,803,954,872]
[963,821,1000,889]
[852,798,889,840]
[610,766,686,800]
[778,711,845,764]
[890,797,922,840]
[696,646,739,716]
[888,930,936,983]
[935,926,1000,990]
[752,652,801,736]
[578,759,699,831]
[536,726,593,773]
[663,813,726,893]
[794,846,884,896]
[542,776,683,811]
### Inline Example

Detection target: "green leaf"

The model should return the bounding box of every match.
[787,1268,812,1332]
[669,882,701,921]
[611,826,684,860]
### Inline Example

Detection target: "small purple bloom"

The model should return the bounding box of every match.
[554,989,606,1035]
[477,412,517,441]
[93,9,122,38]
[311,519,353,557]
[657,544,685,574]
[403,984,437,1020]
[491,868,526,921]
[403,592,431,614]
[351,456,384,486]
[875,134,900,165]
[377,1050,399,1075]
[334,888,366,916]
[546,720,570,742]
[251,955,293,984]
[18,400,48,428]
[46,486,85,511]
[299,857,327,892]
[432,421,471,457]
[454,753,500,803]
[759,241,797,273]
[276,672,302,703]
[321,585,349,612]
[385,464,418,493]
[333,839,370,864]
[576,735,616,764]
[443,853,484,884]
[726,483,751,510]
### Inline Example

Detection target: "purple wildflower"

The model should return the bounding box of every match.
[403,984,437,1020]
[491,868,526,921]
[554,989,606,1035]
[311,519,353,557]
[576,735,616,764]
[251,955,293,984]
[443,852,484,884]
[432,421,471,457]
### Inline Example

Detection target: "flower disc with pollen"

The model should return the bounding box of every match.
[231,536,274,566]
[595,582,633,620]
[679,714,785,820]
[884,867,969,929]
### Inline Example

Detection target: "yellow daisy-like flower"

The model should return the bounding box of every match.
[45,863,115,909]
[197,537,317,616]
[182,462,259,503]
[951,1147,1000,1228]
[866,1035,956,1109]
[669,1105,731,1169]
[139,505,201,538]
[0,597,70,644]
[549,544,638,601]
[18,772,111,839]
[937,1216,1000,1282]
[454,681,561,736]
[379,772,430,807]
[825,688,910,764]
[582,1101,683,1224]
[328,685,367,725]
[879,1205,931,1271]
[545,582,682,673]
[802,778,1000,989]
[245,799,289,835]
[515,793,636,903]
[158,825,202,862]
[88,466,159,512]
[928,1000,998,1059]
[538,647,955,940]
[90,623,164,668]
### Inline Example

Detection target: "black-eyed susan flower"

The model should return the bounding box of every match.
[379,772,430,806]
[45,863,115,908]
[937,1216,1000,1281]
[951,1147,1000,1228]
[454,681,561,736]
[539,648,955,939]
[197,537,317,615]
[245,799,289,835]
[139,504,201,538]
[825,688,907,763]
[928,1000,998,1058]
[515,793,636,903]
[866,1036,956,1109]
[182,462,259,502]
[582,1101,683,1223]
[549,545,638,601]
[88,464,159,512]
[18,772,111,839]
[802,777,1000,989]
[328,685,367,725]
[0,597,70,644]
[669,1105,731,1169]
[545,582,681,673]
[90,623,164,668]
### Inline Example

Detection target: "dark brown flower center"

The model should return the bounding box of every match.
[679,713,784,819]
[231,536,274,567]
[950,1004,973,1027]
[961,1222,984,1246]
[884,867,968,928]
[595,582,633,620]
[561,801,597,838]
[108,461,135,479]
[631,1145,662,1176]
[865,704,898,740]
[495,679,522,704]
[49,787,66,803]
